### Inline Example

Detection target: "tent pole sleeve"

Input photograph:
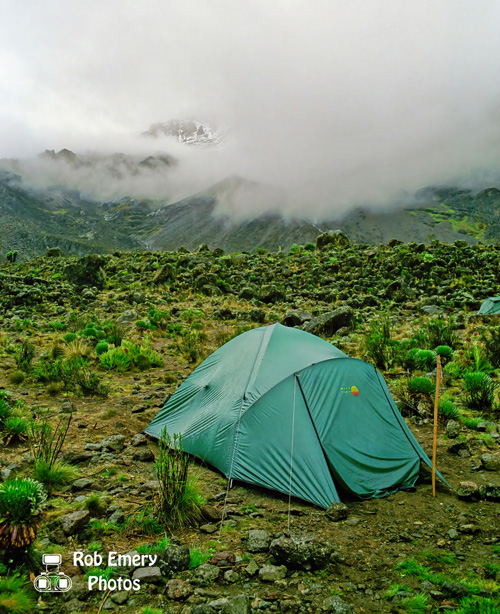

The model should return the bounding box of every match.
[294,373,337,500]
[218,326,274,541]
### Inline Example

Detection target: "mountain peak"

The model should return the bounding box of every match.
[141,119,222,146]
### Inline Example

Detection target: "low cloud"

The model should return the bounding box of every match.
[1,0,500,220]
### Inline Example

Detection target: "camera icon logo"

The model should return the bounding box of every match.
[34,554,72,593]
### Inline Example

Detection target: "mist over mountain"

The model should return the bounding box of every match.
[2,1,500,222]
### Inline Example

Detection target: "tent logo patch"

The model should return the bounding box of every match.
[340,385,359,396]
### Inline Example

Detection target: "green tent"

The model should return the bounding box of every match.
[478,297,500,315]
[146,323,447,508]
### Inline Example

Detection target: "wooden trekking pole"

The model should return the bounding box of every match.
[432,355,442,497]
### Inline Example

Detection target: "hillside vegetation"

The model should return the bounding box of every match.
[0,232,499,614]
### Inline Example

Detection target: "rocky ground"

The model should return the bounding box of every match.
[0,232,499,613]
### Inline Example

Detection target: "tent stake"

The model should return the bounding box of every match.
[432,355,442,497]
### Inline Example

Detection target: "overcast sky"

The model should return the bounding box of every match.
[1,1,500,214]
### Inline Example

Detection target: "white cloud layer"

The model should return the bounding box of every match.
[1,0,500,217]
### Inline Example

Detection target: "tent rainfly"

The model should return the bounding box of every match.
[478,297,500,315]
[146,323,447,508]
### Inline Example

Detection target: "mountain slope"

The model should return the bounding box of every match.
[1,167,500,259]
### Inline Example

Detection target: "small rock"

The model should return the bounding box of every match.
[247,529,271,553]
[60,510,90,536]
[458,523,479,534]
[108,508,125,525]
[270,535,334,570]
[445,420,461,439]
[158,544,191,575]
[71,478,93,491]
[167,578,193,600]
[130,433,148,446]
[131,567,162,583]
[195,564,220,583]
[201,504,223,522]
[137,480,160,493]
[101,434,126,452]
[447,529,459,540]
[132,448,155,462]
[221,595,250,614]
[481,453,500,471]
[479,483,500,500]
[200,524,218,534]
[322,595,354,613]
[326,502,348,522]
[282,311,313,328]
[110,591,129,605]
[244,559,259,577]
[84,443,102,451]
[303,307,354,336]
[258,564,287,582]
[447,441,470,456]
[442,581,471,599]
[49,529,68,545]
[61,401,77,413]
[209,551,236,566]
[476,421,496,432]
[456,481,479,500]
[131,404,146,414]
[224,569,240,583]
[61,451,94,465]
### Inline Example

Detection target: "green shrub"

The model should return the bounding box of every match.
[417,317,458,348]
[463,371,497,413]
[0,399,12,425]
[33,460,78,491]
[454,596,500,614]
[59,357,109,395]
[415,349,436,371]
[403,348,420,371]
[100,347,132,371]
[99,341,162,372]
[438,399,459,421]
[33,357,63,383]
[140,346,163,368]
[0,478,46,524]
[364,318,399,370]
[0,478,46,549]
[444,360,465,379]
[95,341,109,356]
[154,429,204,529]
[3,416,28,439]
[435,345,453,362]
[63,332,78,343]
[408,377,435,395]
[84,494,107,516]
[8,371,25,385]
[0,574,35,613]
[460,415,486,430]
[480,325,500,368]
[399,594,428,614]
[135,320,149,329]
[13,341,35,372]
[188,548,214,569]
[103,321,129,346]
[136,536,170,554]
[81,327,99,339]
